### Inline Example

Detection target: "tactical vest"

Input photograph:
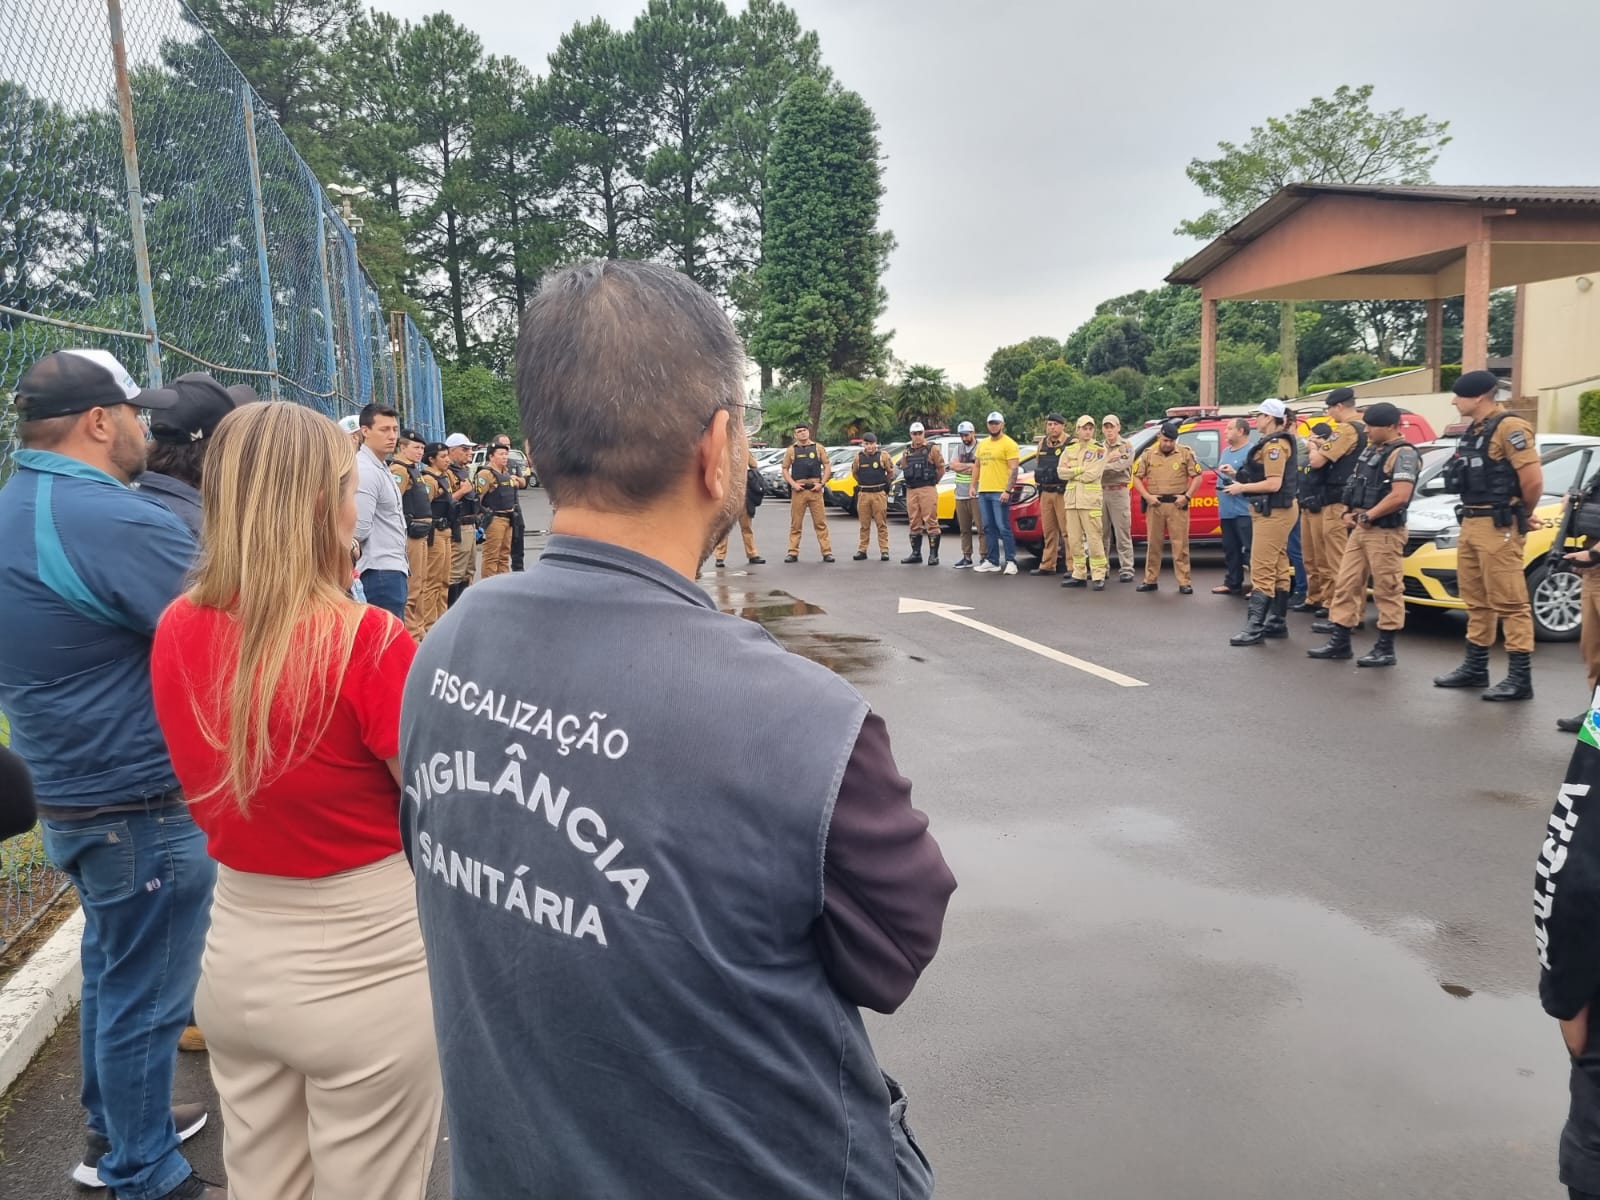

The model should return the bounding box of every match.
[452,462,479,517]
[426,468,455,528]
[1034,440,1066,487]
[790,443,823,481]
[1323,421,1368,495]
[1239,432,1299,511]
[1341,440,1413,527]
[1572,474,1600,541]
[480,468,518,514]
[398,463,434,538]
[1299,458,1327,513]
[854,452,889,490]
[401,536,927,1200]
[901,444,939,488]
[1443,413,1519,506]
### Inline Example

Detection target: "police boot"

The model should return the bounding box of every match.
[1306,625,1353,660]
[446,582,461,608]
[1288,595,1319,613]
[927,535,940,566]
[902,536,923,564]
[1261,591,1290,639]
[1482,651,1534,702]
[1311,617,1364,634]
[1229,592,1271,646]
[1433,643,1490,689]
[1558,711,1589,734]
[1357,631,1397,669]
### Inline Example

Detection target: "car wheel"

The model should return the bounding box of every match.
[1528,558,1583,642]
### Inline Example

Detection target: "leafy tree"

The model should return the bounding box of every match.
[544,19,650,261]
[441,361,518,443]
[1304,351,1382,387]
[633,0,736,291]
[751,78,891,429]
[820,376,895,442]
[895,363,953,427]
[1101,365,1146,409]
[983,337,1061,405]
[1083,317,1153,376]
[1177,84,1452,397]
[1295,302,1359,376]
[398,13,486,362]
[950,382,999,427]
[1015,359,1081,428]
[754,383,809,444]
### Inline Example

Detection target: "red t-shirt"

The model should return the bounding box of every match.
[151,599,415,877]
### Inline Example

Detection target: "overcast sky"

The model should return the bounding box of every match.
[378,0,1600,386]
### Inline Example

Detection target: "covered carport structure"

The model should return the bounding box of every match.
[1167,184,1600,416]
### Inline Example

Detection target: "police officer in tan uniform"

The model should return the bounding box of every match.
[1100,414,1136,581]
[1296,387,1366,616]
[850,432,895,561]
[474,439,525,579]
[782,422,835,563]
[713,445,766,568]
[1060,415,1108,590]
[1225,399,1300,646]
[1432,370,1545,700]
[1306,404,1418,667]
[1030,414,1070,576]
[900,422,946,565]
[1133,420,1202,593]
[390,429,438,641]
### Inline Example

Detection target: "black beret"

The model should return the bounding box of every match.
[1363,402,1403,428]
[1452,370,1502,398]
[1160,420,1181,439]
[1326,387,1356,406]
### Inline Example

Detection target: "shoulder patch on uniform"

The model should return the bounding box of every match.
[1267,448,1281,461]
[1508,430,1529,451]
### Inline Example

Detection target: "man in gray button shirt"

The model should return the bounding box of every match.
[353,403,408,619]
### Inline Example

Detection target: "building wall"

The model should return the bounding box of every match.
[1525,275,1600,432]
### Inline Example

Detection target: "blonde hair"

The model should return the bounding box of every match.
[187,402,379,811]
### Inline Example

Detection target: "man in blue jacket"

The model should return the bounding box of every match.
[0,350,220,1200]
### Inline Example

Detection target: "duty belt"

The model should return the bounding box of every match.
[1458,505,1500,518]
[857,485,887,492]
[1038,484,1064,493]
[1104,483,1128,490]
[1156,494,1179,503]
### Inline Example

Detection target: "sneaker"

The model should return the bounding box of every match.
[953,557,973,568]
[973,561,998,573]
[821,555,835,563]
[1002,561,1018,576]
[178,1025,206,1053]
[714,559,726,568]
[1178,585,1193,595]
[783,555,798,563]
[1092,579,1105,591]
[1119,571,1134,582]
[76,1105,208,1188]
[881,553,890,561]
[852,551,868,560]
[139,1174,229,1199]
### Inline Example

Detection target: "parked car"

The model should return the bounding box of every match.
[827,442,907,514]
[470,447,532,483]
[1400,439,1600,641]
[887,436,1011,522]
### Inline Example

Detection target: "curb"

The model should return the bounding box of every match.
[0,907,83,1096]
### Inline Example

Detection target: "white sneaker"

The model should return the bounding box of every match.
[1002,561,1018,576]
[973,561,998,573]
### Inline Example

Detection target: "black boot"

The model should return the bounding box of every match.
[1558,712,1589,733]
[1357,631,1397,668]
[1288,595,1319,613]
[1311,617,1364,634]
[1261,591,1289,639]
[1482,651,1534,702]
[902,535,923,564]
[1306,625,1353,660]
[1433,643,1490,689]
[445,582,461,608]
[927,535,940,566]
[1230,592,1271,646]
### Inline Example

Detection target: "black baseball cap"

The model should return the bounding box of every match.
[14,349,181,420]
[1363,402,1403,428]
[1326,387,1356,406]
[1045,413,1066,424]
[1160,420,1181,438]
[148,373,255,444]
[1453,370,1501,398]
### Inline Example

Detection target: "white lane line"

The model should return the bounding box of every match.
[897,596,1148,688]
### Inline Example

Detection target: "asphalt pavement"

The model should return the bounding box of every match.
[1,491,1585,1198]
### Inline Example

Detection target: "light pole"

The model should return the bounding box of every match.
[326,182,368,235]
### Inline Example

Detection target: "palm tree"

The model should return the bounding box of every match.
[896,364,954,429]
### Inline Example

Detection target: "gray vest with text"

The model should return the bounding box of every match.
[401,536,924,1200]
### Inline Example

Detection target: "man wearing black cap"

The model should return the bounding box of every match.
[1307,404,1419,667]
[475,437,526,578]
[1297,388,1366,617]
[391,428,438,640]
[1432,369,1544,700]
[1030,414,1070,576]
[139,373,257,537]
[850,431,895,561]
[421,441,456,632]
[1132,420,1202,593]
[0,350,222,1198]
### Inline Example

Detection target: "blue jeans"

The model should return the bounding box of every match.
[1288,517,1307,595]
[978,493,1015,565]
[42,801,214,1200]
[360,568,408,621]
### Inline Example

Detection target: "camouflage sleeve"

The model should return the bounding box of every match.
[1493,417,1540,470]
[1387,445,1421,484]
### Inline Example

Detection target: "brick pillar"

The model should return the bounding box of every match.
[1462,238,1492,371]
[1199,296,1217,409]
[1424,298,1443,393]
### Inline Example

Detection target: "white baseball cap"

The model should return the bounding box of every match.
[909,421,925,433]
[1255,398,1288,419]
[957,420,974,433]
[986,411,1004,424]
[445,432,473,448]
[337,414,361,435]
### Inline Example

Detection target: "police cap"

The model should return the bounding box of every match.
[1159,420,1181,439]
[1362,402,1403,428]
[861,431,878,444]
[423,440,449,460]
[1452,370,1502,398]
[1326,387,1357,406]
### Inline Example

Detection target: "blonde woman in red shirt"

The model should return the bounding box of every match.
[150,402,441,1200]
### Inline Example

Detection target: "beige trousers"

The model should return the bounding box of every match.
[1101,486,1134,573]
[403,536,431,641]
[196,855,443,1200]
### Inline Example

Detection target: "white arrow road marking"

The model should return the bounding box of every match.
[897,596,1148,688]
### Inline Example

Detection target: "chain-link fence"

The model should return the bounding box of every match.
[0,0,445,477]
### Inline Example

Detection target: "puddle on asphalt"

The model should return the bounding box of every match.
[703,585,885,681]
[1441,983,1475,999]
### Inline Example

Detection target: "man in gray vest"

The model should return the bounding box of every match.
[401,259,955,1200]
